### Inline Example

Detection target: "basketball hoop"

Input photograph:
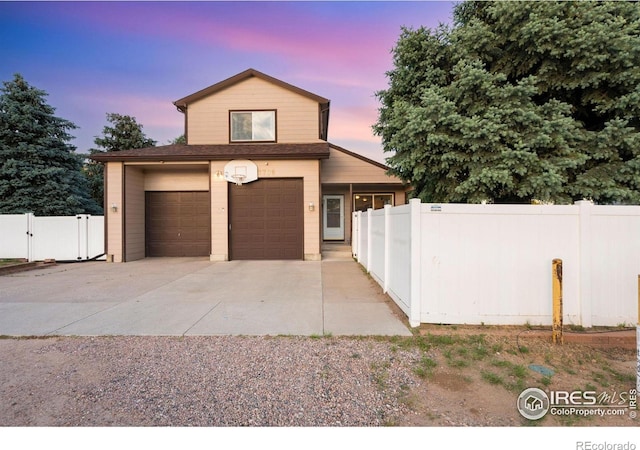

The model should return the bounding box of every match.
[223,160,258,185]
[231,173,246,186]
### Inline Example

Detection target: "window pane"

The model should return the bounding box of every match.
[252,111,275,141]
[354,194,373,212]
[373,194,393,209]
[326,198,341,228]
[231,113,252,141]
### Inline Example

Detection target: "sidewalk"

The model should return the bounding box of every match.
[322,259,412,336]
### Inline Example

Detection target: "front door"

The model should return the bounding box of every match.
[323,195,344,240]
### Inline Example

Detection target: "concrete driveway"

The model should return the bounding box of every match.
[0,258,411,336]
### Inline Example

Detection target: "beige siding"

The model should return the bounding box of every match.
[124,166,145,261]
[188,77,322,145]
[321,147,401,184]
[105,162,124,262]
[210,162,228,261]
[144,169,209,191]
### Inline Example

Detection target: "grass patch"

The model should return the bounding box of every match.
[448,358,470,369]
[602,366,636,384]
[413,356,437,379]
[370,361,391,389]
[481,370,504,385]
[0,259,24,267]
[591,371,610,388]
[424,334,458,346]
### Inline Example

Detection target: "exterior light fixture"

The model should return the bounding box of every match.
[111,203,118,212]
[309,202,315,212]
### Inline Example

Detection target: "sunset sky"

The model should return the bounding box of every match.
[0,1,455,162]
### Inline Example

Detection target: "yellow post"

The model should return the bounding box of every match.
[552,259,563,344]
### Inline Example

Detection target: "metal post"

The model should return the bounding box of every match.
[552,259,563,344]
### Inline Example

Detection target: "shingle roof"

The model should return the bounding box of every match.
[90,143,331,162]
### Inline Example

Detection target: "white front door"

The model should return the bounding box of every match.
[323,195,344,240]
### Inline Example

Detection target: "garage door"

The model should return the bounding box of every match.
[229,178,303,260]
[145,191,210,257]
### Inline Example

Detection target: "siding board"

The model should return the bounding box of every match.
[188,77,321,144]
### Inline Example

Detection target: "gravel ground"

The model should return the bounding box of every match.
[0,336,422,427]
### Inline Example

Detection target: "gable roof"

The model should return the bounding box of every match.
[173,68,330,112]
[328,143,391,171]
[90,143,331,163]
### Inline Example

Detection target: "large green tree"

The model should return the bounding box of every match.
[0,74,101,215]
[374,1,640,204]
[85,113,157,207]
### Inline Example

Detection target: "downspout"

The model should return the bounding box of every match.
[103,163,109,261]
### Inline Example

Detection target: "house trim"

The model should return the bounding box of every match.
[328,143,391,172]
[174,68,330,112]
[91,143,330,163]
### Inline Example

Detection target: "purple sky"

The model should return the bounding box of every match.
[0,1,455,163]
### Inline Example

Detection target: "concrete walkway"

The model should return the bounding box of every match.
[0,257,411,337]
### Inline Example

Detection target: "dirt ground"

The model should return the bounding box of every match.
[398,325,638,427]
[0,327,637,428]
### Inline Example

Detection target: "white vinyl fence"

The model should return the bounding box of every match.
[0,214,105,262]
[353,199,640,328]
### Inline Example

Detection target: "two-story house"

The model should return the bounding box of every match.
[93,69,407,262]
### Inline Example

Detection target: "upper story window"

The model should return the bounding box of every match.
[230,110,276,142]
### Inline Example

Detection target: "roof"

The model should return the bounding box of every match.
[173,68,330,111]
[328,143,391,171]
[90,143,331,162]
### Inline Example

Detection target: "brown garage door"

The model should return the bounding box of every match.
[145,191,210,257]
[229,178,303,260]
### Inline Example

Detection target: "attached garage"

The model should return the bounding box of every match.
[229,178,303,260]
[145,191,211,257]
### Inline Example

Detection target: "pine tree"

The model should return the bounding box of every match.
[375,1,640,204]
[0,74,101,215]
[86,113,157,207]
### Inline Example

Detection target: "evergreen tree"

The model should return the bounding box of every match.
[374,1,640,204]
[86,113,157,207]
[170,134,186,145]
[0,74,101,215]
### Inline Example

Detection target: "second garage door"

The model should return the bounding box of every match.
[145,191,210,257]
[229,178,303,260]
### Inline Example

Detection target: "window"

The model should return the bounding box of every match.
[230,110,276,142]
[353,194,393,212]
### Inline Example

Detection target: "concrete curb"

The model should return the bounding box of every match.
[0,260,57,276]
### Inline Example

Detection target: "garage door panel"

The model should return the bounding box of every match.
[145,191,210,257]
[229,179,303,260]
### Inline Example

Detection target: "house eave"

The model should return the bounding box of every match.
[173,68,330,109]
[90,143,331,163]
